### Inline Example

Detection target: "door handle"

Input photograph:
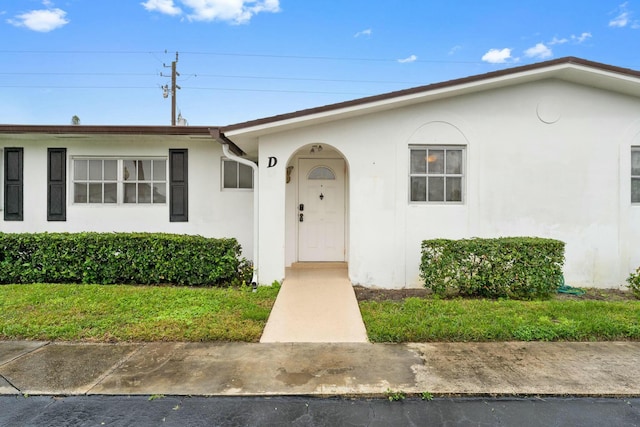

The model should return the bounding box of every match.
[299,213,304,222]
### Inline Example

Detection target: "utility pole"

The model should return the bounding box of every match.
[161,52,180,126]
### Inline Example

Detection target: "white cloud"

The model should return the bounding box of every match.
[7,7,69,32]
[610,2,630,27]
[609,11,629,27]
[524,42,552,59]
[548,32,591,47]
[448,45,462,55]
[354,28,372,38]
[609,2,639,28]
[184,0,280,23]
[571,32,592,43]
[141,0,182,16]
[397,54,417,63]
[549,36,568,45]
[144,0,281,24]
[481,48,513,63]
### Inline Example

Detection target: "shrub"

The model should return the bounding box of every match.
[627,267,640,299]
[420,237,565,300]
[0,232,248,286]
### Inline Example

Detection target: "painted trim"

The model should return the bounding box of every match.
[169,149,188,222]
[47,148,67,221]
[4,147,23,221]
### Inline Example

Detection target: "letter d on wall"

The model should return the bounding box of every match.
[267,157,278,168]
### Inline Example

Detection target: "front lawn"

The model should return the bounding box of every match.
[1,283,638,343]
[0,284,279,342]
[359,298,640,342]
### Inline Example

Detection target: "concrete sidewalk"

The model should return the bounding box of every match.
[1,341,639,397]
[260,263,368,343]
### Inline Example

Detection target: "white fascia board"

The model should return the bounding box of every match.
[222,65,564,137]
[224,62,640,141]
[555,65,640,97]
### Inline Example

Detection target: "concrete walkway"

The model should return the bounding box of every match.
[1,341,639,397]
[260,263,368,343]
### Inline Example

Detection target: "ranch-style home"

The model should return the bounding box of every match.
[1,56,639,289]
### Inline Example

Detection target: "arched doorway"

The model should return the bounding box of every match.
[285,145,349,265]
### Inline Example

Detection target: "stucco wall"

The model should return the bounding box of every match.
[5,77,637,289]
[0,134,254,262]
[254,78,640,289]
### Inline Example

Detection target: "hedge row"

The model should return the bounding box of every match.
[420,237,565,300]
[0,232,249,286]
[628,266,640,299]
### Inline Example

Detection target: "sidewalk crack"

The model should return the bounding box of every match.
[85,343,146,395]
[0,341,50,368]
[0,372,21,394]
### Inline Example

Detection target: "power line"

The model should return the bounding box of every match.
[0,72,156,77]
[182,87,371,95]
[0,85,158,89]
[0,49,486,64]
[0,50,165,55]
[0,71,423,86]
[0,49,517,92]
[2,49,638,69]
[0,84,371,96]
[0,49,517,99]
[180,50,485,64]
[188,73,422,85]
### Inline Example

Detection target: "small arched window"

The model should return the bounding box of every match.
[307,166,336,180]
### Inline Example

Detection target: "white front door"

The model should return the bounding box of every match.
[298,158,345,261]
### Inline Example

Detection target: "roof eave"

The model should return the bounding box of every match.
[209,128,245,156]
[0,124,218,136]
[221,56,640,138]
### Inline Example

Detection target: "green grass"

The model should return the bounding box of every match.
[359,298,640,342]
[0,283,279,342]
[2,283,639,343]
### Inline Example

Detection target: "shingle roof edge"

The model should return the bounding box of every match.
[221,56,640,132]
[0,124,217,135]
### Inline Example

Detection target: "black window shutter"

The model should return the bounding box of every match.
[169,149,188,222]
[47,148,67,221]
[4,147,23,221]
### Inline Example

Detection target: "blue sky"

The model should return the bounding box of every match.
[1,0,639,126]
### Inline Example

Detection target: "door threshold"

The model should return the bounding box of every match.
[291,262,347,270]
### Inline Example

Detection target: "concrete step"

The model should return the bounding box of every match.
[290,262,347,270]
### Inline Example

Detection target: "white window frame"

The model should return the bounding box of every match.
[632,147,640,204]
[409,145,465,204]
[72,157,167,205]
[221,158,254,191]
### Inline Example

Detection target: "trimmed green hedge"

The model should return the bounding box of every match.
[628,266,640,299]
[0,232,249,286]
[420,237,565,300]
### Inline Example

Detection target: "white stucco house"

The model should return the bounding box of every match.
[1,57,639,289]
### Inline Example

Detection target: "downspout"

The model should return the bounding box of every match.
[209,129,259,287]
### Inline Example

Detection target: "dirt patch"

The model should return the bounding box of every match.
[554,287,635,301]
[353,285,636,302]
[353,286,429,302]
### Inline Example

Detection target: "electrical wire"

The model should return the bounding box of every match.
[0,49,486,64]
[0,71,422,86]
[0,84,371,96]
[0,50,514,95]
